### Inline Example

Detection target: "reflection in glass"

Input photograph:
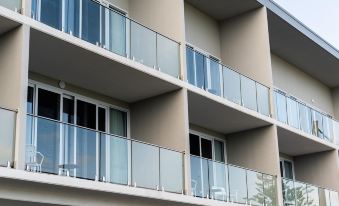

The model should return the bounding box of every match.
[208,160,228,201]
[294,181,307,206]
[0,0,21,11]
[195,52,206,89]
[186,47,195,85]
[323,116,333,141]
[307,185,320,206]
[65,0,80,37]
[264,175,277,206]
[109,135,128,185]
[190,155,208,198]
[282,178,296,206]
[228,165,247,204]
[106,8,126,56]
[205,59,222,96]
[223,67,241,104]
[312,111,324,138]
[299,104,312,134]
[247,171,264,206]
[241,76,257,111]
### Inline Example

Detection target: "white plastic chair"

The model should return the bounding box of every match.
[26,145,44,173]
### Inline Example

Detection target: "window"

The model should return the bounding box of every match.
[189,131,226,163]
[280,159,294,179]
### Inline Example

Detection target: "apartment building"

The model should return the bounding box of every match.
[0,0,338,206]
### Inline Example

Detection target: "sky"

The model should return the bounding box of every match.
[273,0,339,49]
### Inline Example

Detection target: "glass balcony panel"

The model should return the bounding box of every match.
[318,188,328,206]
[186,47,195,85]
[31,0,37,18]
[275,92,288,124]
[190,155,209,198]
[223,67,241,104]
[299,104,312,134]
[287,97,300,129]
[35,117,60,174]
[228,165,247,204]
[241,76,257,111]
[64,0,80,37]
[160,149,183,193]
[0,0,21,11]
[256,83,270,116]
[195,52,206,89]
[312,111,324,139]
[157,35,180,78]
[247,170,264,206]
[294,181,307,206]
[82,0,100,45]
[263,174,277,206]
[307,185,320,206]
[75,126,97,180]
[334,121,339,145]
[98,133,129,183]
[323,116,334,142]
[0,109,16,166]
[106,8,126,56]
[330,191,339,206]
[62,124,76,176]
[205,59,222,96]
[132,141,159,190]
[130,21,156,68]
[282,178,296,206]
[208,160,228,201]
[40,0,62,30]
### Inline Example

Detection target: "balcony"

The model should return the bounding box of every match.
[282,178,339,206]
[186,46,270,117]
[0,0,21,12]
[274,89,339,148]
[25,114,184,194]
[190,155,277,205]
[0,107,16,168]
[30,0,180,79]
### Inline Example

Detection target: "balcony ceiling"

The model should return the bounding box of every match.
[185,0,261,20]
[188,90,272,134]
[277,126,335,156]
[267,10,339,88]
[29,28,181,103]
[0,14,20,35]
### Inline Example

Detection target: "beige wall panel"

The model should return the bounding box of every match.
[184,3,221,58]
[131,89,187,152]
[226,125,280,176]
[272,54,334,115]
[294,150,339,191]
[220,7,273,87]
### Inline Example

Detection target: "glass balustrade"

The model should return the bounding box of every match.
[31,0,180,79]
[186,46,271,117]
[0,0,21,12]
[190,155,277,205]
[282,178,339,206]
[0,107,17,167]
[26,114,184,194]
[274,90,339,144]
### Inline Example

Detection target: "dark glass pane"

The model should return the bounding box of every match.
[37,89,60,120]
[195,52,206,89]
[98,107,106,132]
[63,97,74,124]
[189,133,200,156]
[82,0,100,45]
[214,140,225,162]
[27,86,34,114]
[284,161,294,179]
[201,138,212,159]
[40,0,62,30]
[76,100,96,130]
[280,161,284,177]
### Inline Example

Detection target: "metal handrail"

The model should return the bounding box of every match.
[282,177,338,194]
[27,113,185,154]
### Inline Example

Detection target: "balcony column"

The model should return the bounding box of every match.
[0,25,30,170]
